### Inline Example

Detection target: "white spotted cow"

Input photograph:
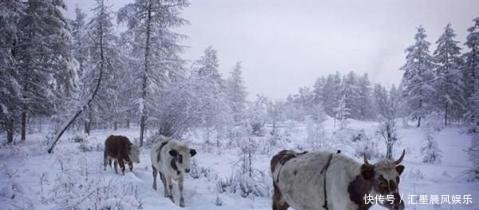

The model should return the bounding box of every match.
[271,150,406,210]
[150,138,197,207]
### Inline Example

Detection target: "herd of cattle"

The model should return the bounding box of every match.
[103,135,406,210]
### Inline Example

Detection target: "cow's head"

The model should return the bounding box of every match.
[129,144,140,163]
[361,150,406,210]
[169,146,197,173]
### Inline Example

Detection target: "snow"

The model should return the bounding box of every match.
[1,120,478,210]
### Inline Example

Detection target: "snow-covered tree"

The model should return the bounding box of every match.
[333,94,350,129]
[86,0,128,131]
[17,0,78,141]
[226,62,247,124]
[356,73,375,120]
[0,0,23,143]
[401,26,436,127]
[463,17,479,127]
[321,72,342,116]
[248,95,268,136]
[420,128,442,164]
[118,0,189,146]
[70,6,92,133]
[433,24,466,125]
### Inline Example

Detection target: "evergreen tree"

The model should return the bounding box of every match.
[0,0,24,143]
[433,24,465,125]
[356,73,375,119]
[401,26,435,127]
[463,17,479,127]
[226,62,247,124]
[341,72,359,119]
[118,0,189,146]
[321,72,342,116]
[17,0,77,141]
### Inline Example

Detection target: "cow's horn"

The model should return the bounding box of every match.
[394,149,405,164]
[363,154,371,166]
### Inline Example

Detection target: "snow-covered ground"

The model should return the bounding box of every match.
[1,119,478,210]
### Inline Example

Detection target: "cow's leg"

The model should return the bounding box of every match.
[114,160,119,174]
[179,176,185,207]
[129,161,133,171]
[152,165,158,191]
[165,176,174,203]
[272,183,289,210]
[119,159,126,175]
[103,151,107,171]
[159,172,167,196]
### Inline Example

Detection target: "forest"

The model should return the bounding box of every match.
[1,0,479,210]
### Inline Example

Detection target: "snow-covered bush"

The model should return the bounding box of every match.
[352,129,367,142]
[354,135,383,160]
[420,129,442,164]
[215,195,223,206]
[305,118,328,150]
[217,138,271,198]
[47,154,143,209]
[189,159,216,181]
[216,171,270,198]
[71,132,88,143]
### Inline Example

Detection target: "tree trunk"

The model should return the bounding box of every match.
[417,116,421,127]
[444,104,448,126]
[84,106,92,135]
[21,110,27,141]
[6,118,14,144]
[139,1,152,147]
[114,121,118,130]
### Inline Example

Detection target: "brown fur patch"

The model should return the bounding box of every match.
[104,135,133,174]
[360,164,375,180]
[347,175,373,210]
[270,150,307,173]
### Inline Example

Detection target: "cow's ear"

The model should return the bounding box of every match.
[396,165,405,175]
[169,150,178,157]
[190,149,197,157]
[360,164,375,180]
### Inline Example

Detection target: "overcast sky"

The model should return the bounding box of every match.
[65,0,479,99]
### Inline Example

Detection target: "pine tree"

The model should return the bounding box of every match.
[321,72,342,116]
[401,26,435,127]
[433,24,465,125]
[17,0,77,141]
[356,73,375,120]
[341,72,359,119]
[463,17,479,127]
[190,47,230,141]
[118,0,189,146]
[0,0,23,143]
[226,62,247,124]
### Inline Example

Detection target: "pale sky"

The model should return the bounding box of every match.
[65,0,479,99]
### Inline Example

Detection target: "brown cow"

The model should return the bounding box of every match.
[104,135,140,175]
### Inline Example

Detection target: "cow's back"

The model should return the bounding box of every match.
[274,151,361,210]
[105,135,131,161]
